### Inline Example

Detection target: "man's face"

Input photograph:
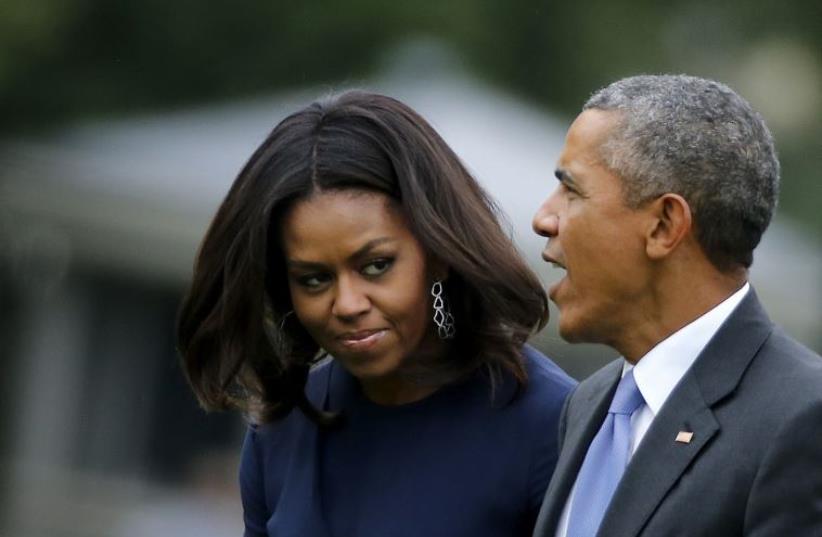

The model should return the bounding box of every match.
[532,109,652,346]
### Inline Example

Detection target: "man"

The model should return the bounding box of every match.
[531,74,822,537]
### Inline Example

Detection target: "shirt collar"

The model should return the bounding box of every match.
[623,282,750,415]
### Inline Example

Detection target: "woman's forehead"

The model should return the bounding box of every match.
[280,190,413,258]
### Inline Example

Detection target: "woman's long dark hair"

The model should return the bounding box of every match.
[177,91,548,424]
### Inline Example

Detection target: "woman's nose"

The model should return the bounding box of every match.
[331,276,371,320]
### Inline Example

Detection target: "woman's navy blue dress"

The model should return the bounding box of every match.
[240,345,575,537]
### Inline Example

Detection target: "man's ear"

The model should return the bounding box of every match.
[645,193,693,260]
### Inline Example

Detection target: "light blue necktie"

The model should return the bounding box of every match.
[566,369,645,537]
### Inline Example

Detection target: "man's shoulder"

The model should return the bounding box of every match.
[751,325,822,402]
[763,324,821,364]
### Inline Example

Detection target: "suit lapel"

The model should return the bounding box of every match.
[597,289,774,537]
[597,372,718,536]
[534,360,623,535]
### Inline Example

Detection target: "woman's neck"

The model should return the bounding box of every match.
[359,375,441,406]
[357,338,451,405]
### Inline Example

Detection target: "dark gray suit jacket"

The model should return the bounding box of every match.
[534,289,822,536]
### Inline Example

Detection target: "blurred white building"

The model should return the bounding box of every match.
[1,58,820,535]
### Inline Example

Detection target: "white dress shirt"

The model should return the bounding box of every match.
[555,283,750,537]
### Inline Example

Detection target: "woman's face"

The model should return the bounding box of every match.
[281,189,441,399]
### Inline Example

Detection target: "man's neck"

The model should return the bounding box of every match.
[617,267,748,363]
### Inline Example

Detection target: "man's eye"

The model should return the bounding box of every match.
[561,182,577,196]
[362,258,393,276]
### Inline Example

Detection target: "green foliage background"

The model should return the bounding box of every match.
[2,0,820,234]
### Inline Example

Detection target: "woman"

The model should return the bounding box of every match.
[177,91,575,536]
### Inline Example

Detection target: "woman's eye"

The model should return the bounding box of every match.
[296,273,330,289]
[362,258,393,276]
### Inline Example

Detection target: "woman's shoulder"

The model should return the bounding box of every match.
[307,355,334,399]
[497,344,575,425]
[239,367,331,523]
[521,344,577,399]
[250,358,334,440]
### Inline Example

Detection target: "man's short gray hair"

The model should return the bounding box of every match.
[584,74,779,271]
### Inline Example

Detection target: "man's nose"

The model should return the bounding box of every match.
[532,189,560,238]
[331,275,371,320]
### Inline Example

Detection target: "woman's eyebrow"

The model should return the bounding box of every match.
[350,237,396,259]
[286,237,397,269]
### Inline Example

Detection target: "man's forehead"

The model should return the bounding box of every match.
[556,109,620,169]
[568,109,621,146]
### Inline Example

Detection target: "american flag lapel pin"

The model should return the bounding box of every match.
[675,431,694,444]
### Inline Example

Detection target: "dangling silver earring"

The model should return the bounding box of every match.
[431,280,455,339]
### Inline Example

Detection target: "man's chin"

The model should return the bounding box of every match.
[557,328,579,343]
[557,317,586,344]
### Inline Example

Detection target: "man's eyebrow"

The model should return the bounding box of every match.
[286,237,396,269]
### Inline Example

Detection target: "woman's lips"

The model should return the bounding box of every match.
[338,329,387,350]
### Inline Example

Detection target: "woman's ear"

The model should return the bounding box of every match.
[428,256,450,282]
[645,193,693,260]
